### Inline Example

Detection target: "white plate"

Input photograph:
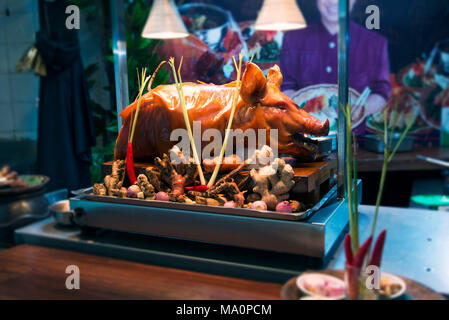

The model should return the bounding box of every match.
[380,272,407,299]
[296,273,346,300]
[291,84,363,135]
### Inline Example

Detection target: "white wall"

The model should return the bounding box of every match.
[0,0,40,142]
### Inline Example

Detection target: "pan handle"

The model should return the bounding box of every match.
[69,207,86,227]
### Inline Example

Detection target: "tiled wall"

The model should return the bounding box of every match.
[0,0,39,142]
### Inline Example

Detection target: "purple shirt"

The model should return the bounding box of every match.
[280,21,392,134]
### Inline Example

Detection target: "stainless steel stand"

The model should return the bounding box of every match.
[111,0,129,130]
[337,0,349,199]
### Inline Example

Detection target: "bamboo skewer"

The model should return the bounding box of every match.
[168,57,206,186]
[207,52,244,188]
[129,68,151,144]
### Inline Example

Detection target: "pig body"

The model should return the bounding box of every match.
[114,62,329,161]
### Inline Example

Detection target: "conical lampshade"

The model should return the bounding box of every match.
[141,0,189,39]
[254,0,307,31]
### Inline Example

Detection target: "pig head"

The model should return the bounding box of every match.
[114,62,329,162]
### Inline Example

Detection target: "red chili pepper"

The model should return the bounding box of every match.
[344,234,354,266]
[126,141,137,185]
[369,229,387,268]
[353,236,373,269]
[184,185,209,192]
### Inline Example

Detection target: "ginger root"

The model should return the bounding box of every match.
[136,174,155,200]
[103,160,125,196]
[250,158,295,210]
[93,183,107,196]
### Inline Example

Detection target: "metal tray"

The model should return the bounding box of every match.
[80,185,337,222]
[364,134,414,153]
[69,182,355,258]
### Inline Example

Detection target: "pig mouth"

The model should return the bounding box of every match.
[291,133,320,159]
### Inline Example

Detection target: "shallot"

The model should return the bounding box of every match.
[223,201,236,208]
[276,201,293,213]
[155,191,170,201]
[127,185,141,198]
[251,200,267,211]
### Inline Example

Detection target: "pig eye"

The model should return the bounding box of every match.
[275,103,287,110]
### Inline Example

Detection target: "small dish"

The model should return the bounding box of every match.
[380,273,406,299]
[50,200,76,226]
[296,273,346,300]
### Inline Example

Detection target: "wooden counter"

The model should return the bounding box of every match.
[357,146,449,172]
[0,245,281,300]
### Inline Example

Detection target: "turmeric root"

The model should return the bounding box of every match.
[154,147,198,202]
[208,179,245,207]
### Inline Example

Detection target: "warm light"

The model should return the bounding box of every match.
[254,0,307,31]
[141,0,189,39]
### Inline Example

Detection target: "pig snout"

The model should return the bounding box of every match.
[285,102,330,137]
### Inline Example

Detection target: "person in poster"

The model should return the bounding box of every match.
[280,0,391,134]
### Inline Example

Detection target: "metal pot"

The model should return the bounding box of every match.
[364,134,414,153]
[0,190,50,229]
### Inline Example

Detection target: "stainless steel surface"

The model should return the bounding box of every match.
[328,204,449,295]
[364,134,414,153]
[337,0,349,199]
[68,183,357,258]
[44,189,68,205]
[308,185,337,215]
[15,202,449,294]
[0,191,49,228]
[49,200,75,227]
[70,187,93,196]
[111,0,129,130]
[314,136,333,159]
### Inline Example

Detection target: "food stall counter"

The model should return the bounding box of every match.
[13,204,449,298]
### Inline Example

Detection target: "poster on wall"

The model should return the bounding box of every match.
[163,0,449,146]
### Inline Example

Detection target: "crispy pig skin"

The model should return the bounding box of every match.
[115,62,329,161]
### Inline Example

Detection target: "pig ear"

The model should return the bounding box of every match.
[240,62,267,104]
[267,65,283,89]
